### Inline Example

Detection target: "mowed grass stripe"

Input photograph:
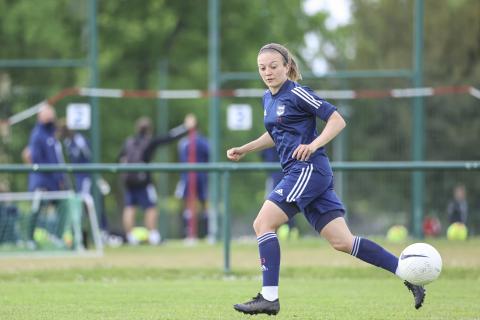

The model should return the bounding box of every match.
[1,237,479,271]
[0,238,479,319]
[0,266,479,282]
[0,277,478,320]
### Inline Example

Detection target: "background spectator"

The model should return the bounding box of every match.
[58,121,116,246]
[447,184,468,225]
[119,114,196,245]
[26,104,69,246]
[28,104,67,192]
[175,128,210,239]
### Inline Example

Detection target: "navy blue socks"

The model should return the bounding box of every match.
[351,236,398,274]
[258,232,280,301]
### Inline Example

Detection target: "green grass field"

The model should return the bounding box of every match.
[1,238,479,319]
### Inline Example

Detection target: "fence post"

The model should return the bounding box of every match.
[222,170,231,274]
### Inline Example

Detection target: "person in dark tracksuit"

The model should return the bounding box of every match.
[27,104,68,244]
[227,43,426,316]
[118,114,196,245]
[28,104,66,192]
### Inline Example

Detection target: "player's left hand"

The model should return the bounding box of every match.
[292,144,316,161]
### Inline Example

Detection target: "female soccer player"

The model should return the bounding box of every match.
[227,43,425,316]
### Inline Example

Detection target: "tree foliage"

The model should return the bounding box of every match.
[1,0,479,233]
[323,0,480,230]
[0,0,329,226]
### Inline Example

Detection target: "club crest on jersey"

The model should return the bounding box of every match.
[276,104,285,116]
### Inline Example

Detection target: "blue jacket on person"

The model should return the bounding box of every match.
[177,132,210,182]
[175,132,210,201]
[28,122,66,191]
[64,132,92,191]
[178,133,210,164]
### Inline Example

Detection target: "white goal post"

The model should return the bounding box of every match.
[0,190,103,257]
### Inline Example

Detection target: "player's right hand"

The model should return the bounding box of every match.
[226,147,244,161]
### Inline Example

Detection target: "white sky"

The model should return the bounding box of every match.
[302,0,352,73]
[304,0,351,29]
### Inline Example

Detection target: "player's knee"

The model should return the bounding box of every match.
[253,216,274,236]
[329,238,351,253]
[252,217,262,235]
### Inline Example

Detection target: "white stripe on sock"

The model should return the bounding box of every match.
[257,232,278,245]
[258,234,278,245]
[351,236,361,256]
[257,232,276,242]
[350,237,357,255]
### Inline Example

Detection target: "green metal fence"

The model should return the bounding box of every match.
[1,161,479,272]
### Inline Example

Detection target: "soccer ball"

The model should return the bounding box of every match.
[131,226,149,243]
[33,228,50,246]
[386,225,408,243]
[396,243,442,285]
[447,222,468,241]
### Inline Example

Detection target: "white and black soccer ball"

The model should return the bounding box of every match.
[397,243,442,285]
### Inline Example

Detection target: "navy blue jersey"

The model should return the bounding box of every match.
[263,80,337,174]
[28,122,66,191]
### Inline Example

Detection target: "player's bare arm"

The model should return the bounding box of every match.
[227,132,274,161]
[292,111,346,161]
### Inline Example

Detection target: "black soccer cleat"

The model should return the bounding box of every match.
[404,280,426,309]
[233,293,280,316]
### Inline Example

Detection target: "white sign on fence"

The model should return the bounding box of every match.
[67,103,91,130]
[227,104,252,130]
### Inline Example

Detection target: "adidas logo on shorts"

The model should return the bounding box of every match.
[274,189,283,196]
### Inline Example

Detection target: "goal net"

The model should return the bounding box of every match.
[0,191,103,256]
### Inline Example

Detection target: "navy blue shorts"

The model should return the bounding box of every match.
[124,183,157,209]
[267,162,345,232]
